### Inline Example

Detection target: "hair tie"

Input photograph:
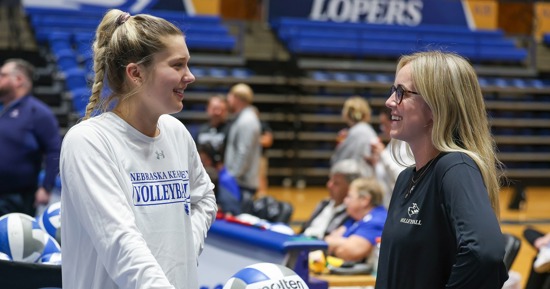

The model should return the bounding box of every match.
[116,12,131,26]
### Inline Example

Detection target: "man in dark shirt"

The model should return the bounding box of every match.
[195,95,230,161]
[0,58,61,216]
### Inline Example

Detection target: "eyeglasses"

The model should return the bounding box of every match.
[390,84,420,105]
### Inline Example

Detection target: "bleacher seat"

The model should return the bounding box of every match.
[231,68,252,78]
[208,67,229,78]
[289,38,361,56]
[70,87,91,117]
[186,35,236,52]
[311,71,329,81]
[273,17,528,64]
[52,49,79,72]
[26,8,237,53]
[47,32,73,52]
[353,73,371,82]
[64,68,88,91]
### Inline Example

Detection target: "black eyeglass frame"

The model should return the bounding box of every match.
[390,84,420,104]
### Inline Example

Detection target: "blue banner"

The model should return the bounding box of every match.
[269,0,469,27]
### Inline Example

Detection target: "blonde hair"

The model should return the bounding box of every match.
[394,51,503,217]
[229,83,254,103]
[83,9,183,120]
[342,96,372,124]
[350,177,384,207]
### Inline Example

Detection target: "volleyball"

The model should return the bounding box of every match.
[41,233,61,257]
[0,252,11,261]
[37,201,61,244]
[0,213,47,263]
[39,252,62,265]
[223,263,309,289]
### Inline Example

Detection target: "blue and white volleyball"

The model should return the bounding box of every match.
[41,233,61,257]
[38,201,61,244]
[0,213,47,262]
[0,252,11,261]
[39,252,62,265]
[223,263,309,289]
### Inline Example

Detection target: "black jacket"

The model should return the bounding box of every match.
[375,152,508,289]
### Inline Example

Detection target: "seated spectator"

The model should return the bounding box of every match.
[324,177,387,262]
[523,228,550,289]
[300,159,372,239]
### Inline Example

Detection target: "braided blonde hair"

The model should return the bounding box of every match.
[82,9,182,120]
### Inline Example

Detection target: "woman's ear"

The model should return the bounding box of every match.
[126,63,142,85]
[423,104,434,128]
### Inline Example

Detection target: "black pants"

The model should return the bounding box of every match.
[0,192,35,217]
[524,228,550,289]
[239,186,256,215]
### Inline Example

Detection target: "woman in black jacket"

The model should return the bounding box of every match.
[375,51,508,289]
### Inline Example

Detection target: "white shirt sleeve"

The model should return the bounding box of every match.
[379,147,406,184]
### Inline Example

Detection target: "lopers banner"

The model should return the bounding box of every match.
[268,0,498,30]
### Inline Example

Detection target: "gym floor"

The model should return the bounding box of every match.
[266,185,550,289]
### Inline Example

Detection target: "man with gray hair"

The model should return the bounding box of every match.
[300,159,372,239]
[0,58,61,216]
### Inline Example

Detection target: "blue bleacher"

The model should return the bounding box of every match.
[63,68,88,91]
[289,38,361,56]
[273,17,528,63]
[70,87,91,117]
[26,8,236,52]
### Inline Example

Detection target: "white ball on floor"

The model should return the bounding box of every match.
[37,201,61,245]
[0,213,47,263]
[41,233,61,257]
[223,263,308,289]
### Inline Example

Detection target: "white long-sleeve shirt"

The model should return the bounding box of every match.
[375,142,411,208]
[60,112,217,289]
